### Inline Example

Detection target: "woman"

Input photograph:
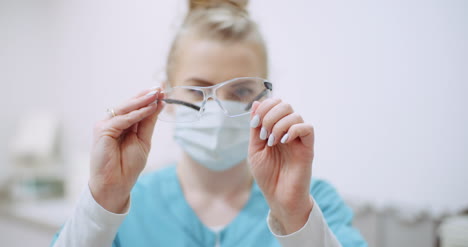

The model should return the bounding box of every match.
[51,1,367,246]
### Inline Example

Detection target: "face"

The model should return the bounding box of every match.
[168,34,267,88]
[159,35,268,122]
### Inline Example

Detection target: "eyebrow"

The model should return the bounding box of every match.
[184,77,215,87]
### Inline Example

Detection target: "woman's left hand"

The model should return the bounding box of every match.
[248,98,315,234]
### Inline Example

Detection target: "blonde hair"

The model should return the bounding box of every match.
[166,0,268,81]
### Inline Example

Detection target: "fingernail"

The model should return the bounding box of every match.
[145,91,157,97]
[280,133,289,144]
[250,115,260,128]
[260,127,268,140]
[267,134,275,146]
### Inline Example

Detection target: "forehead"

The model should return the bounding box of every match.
[171,35,265,85]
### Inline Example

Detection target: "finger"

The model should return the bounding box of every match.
[113,90,159,116]
[260,102,294,142]
[104,88,159,121]
[249,98,281,149]
[249,98,281,131]
[250,101,261,116]
[248,101,262,150]
[137,91,166,146]
[268,113,304,147]
[251,98,281,126]
[101,103,160,139]
[132,87,158,99]
[284,123,315,148]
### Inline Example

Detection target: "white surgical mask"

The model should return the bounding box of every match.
[173,101,250,171]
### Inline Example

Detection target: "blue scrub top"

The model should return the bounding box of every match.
[52,165,367,247]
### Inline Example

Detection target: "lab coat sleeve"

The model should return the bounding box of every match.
[50,185,129,247]
[267,180,368,247]
[267,197,342,247]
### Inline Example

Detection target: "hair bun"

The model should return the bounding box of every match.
[189,0,248,11]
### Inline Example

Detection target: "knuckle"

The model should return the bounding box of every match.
[272,98,282,104]
[271,99,282,108]
[270,122,279,132]
[283,103,293,112]
[262,114,274,128]
[93,121,104,133]
[258,98,280,113]
[292,113,303,122]
[262,98,280,109]
[266,97,278,103]
[289,124,299,133]
[124,114,134,126]
[123,99,136,109]
[136,108,150,120]
[272,123,286,135]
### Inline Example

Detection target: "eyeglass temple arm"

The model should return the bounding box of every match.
[244,81,273,111]
[159,99,201,111]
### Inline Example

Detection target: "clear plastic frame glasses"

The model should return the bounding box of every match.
[157,77,273,123]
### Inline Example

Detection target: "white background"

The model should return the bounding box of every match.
[1,0,467,214]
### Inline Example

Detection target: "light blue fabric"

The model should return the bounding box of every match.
[52,165,367,246]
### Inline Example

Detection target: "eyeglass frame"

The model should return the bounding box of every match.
[158,77,273,119]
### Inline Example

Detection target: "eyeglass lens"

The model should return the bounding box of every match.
[157,78,272,122]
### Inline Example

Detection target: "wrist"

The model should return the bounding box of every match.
[88,180,130,214]
[269,196,314,234]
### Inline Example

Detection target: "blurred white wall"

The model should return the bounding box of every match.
[1,0,467,215]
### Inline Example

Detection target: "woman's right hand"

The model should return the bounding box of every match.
[88,88,165,213]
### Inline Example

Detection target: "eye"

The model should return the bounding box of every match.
[188,89,203,98]
[233,87,254,98]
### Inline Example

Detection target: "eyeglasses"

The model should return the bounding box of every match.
[157,77,273,123]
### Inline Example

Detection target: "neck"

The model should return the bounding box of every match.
[177,153,253,197]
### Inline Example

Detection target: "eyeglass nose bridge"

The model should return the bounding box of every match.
[198,87,230,116]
